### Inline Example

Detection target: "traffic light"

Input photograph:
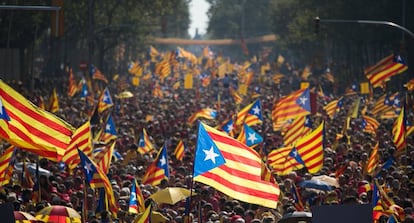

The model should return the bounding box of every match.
[314,17,320,34]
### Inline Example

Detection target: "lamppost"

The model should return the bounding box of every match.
[314,17,414,40]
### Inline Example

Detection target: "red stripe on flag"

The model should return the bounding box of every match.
[1,89,72,135]
[200,170,277,198]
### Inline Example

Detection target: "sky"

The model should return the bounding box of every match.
[189,0,210,37]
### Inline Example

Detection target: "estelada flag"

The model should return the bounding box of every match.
[193,122,280,208]
[0,80,74,162]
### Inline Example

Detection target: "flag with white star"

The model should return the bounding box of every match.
[219,118,235,137]
[98,87,114,113]
[80,79,88,99]
[137,128,156,154]
[128,179,145,214]
[272,88,311,130]
[236,124,263,147]
[193,122,280,209]
[245,100,263,126]
[142,144,169,186]
[99,114,117,144]
[77,149,119,217]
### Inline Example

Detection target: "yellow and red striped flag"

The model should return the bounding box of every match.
[62,121,93,169]
[235,101,255,127]
[244,100,263,127]
[187,108,217,125]
[230,87,243,104]
[392,107,406,151]
[142,144,169,186]
[366,54,408,88]
[68,68,78,97]
[93,141,116,174]
[323,98,343,119]
[293,121,324,174]
[272,88,311,129]
[99,115,117,144]
[91,65,109,83]
[137,128,156,155]
[236,124,263,148]
[174,140,185,161]
[97,87,114,113]
[283,116,305,146]
[361,115,380,135]
[48,88,59,113]
[0,80,74,162]
[129,179,146,214]
[366,142,379,174]
[155,59,171,79]
[0,145,15,186]
[133,204,152,223]
[78,149,118,217]
[267,146,304,176]
[193,122,280,208]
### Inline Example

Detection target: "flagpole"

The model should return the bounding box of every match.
[186,120,201,223]
[36,156,41,204]
[77,144,89,223]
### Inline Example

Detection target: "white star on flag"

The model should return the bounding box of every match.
[299,96,308,105]
[103,94,109,102]
[203,146,219,164]
[252,106,260,115]
[84,162,93,175]
[159,155,166,166]
[394,98,400,106]
[247,132,258,144]
[226,124,233,132]
[106,124,111,131]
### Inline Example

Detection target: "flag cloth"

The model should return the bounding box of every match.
[80,79,89,99]
[283,116,305,146]
[293,121,324,174]
[0,145,15,186]
[99,115,117,144]
[366,142,379,174]
[90,64,109,83]
[392,107,406,151]
[272,88,311,130]
[68,68,78,97]
[98,88,114,113]
[361,115,380,135]
[236,124,263,147]
[129,179,146,214]
[244,100,263,126]
[219,118,235,137]
[95,188,106,215]
[235,101,254,127]
[366,54,408,88]
[142,144,169,186]
[323,98,343,119]
[62,121,93,170]
[193,122,280,208]
[93,141,116,174]
[137,128,156,154]
[78,149,118,217]
[372,93,397,116]
[133,204,151,223]
[174,140,186,161]
[49,88,59,113]
[0,80,74,162]
[187,108,217,125]
[267,146,304,176]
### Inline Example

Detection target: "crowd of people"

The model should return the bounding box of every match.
[0,51,414,223]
